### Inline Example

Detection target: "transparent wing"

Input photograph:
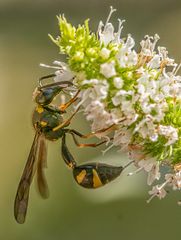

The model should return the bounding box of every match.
[14,132,41,224]
[36,135,49,199]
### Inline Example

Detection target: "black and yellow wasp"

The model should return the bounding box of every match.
[14,74,131,224]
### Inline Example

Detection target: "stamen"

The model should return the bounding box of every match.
[53,61,63,66]
[147,179,170,203]
[173,62,181,75]
[117,19,125,32]
[102,143,114,155]
[147,194,156,203]
[114,19,125,43]
[159,179,170,189]
[40,63,60,70]
[151,34,160,52]
[53,61,67,71]
[105,6,116,26]
[97,21,104,34]
[127,166,143,176]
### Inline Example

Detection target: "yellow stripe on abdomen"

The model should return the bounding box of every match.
[76,170,87,184]
[92,169,103,188]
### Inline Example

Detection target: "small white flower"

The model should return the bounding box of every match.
[75,88,92,110]
[158,125,178,146]
[40,61,74,82]
[128,155,159,177]
[117,35,138,67]
[113,18,125,44]
[98,22,114,46]
[147,161,161,185]
[147,185,167,203]
[98,7,125,46]
[98,7,116,46]
[137,158,156,172]
[158,46,175,67]
[110,108,124,124]
[113,77,124,89]
[112,90,133,106]
[165,172,181,190]
[85,100,113,131]
[134,116,157,140]
[147,55,161,69]
[100,61,116,78]
[140,34,160,57]
[91,82,109,100]
[113,128,132,147]
[81,79,99,86]
[100,48,111,59]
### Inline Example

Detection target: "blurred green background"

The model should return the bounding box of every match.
[0,0,181,239]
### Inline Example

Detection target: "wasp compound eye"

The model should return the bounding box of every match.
[34,86,63,106]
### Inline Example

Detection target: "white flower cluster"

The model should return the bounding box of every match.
[42,7,181,203]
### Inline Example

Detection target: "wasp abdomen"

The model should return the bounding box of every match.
[73,163,123,189]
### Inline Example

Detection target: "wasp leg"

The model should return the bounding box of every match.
[53,106,80,132]
[67,124,117,140]
[61,134,77,169]
[69,131,107,148]
[38,74,56,86]
[38,73,73,89]
[59,90,80,112]
[39,81,73,90]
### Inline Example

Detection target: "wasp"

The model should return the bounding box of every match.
[14,74,132,224]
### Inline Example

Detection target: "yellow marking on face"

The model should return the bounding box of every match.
[76,170,87,184]
[92,169,102,188]
[36,106,44,113]
[40,121,47,127]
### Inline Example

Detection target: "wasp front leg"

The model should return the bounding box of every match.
[58,90,80,112]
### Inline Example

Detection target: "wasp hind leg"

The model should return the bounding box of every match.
[69,131,107,148]
[61,134,77,169]
[68,124,117,140]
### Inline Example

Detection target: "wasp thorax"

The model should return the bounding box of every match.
[32,106,64,140]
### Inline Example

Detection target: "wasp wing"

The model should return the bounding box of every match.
[36,135,49,199]
[14,132,41,224]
